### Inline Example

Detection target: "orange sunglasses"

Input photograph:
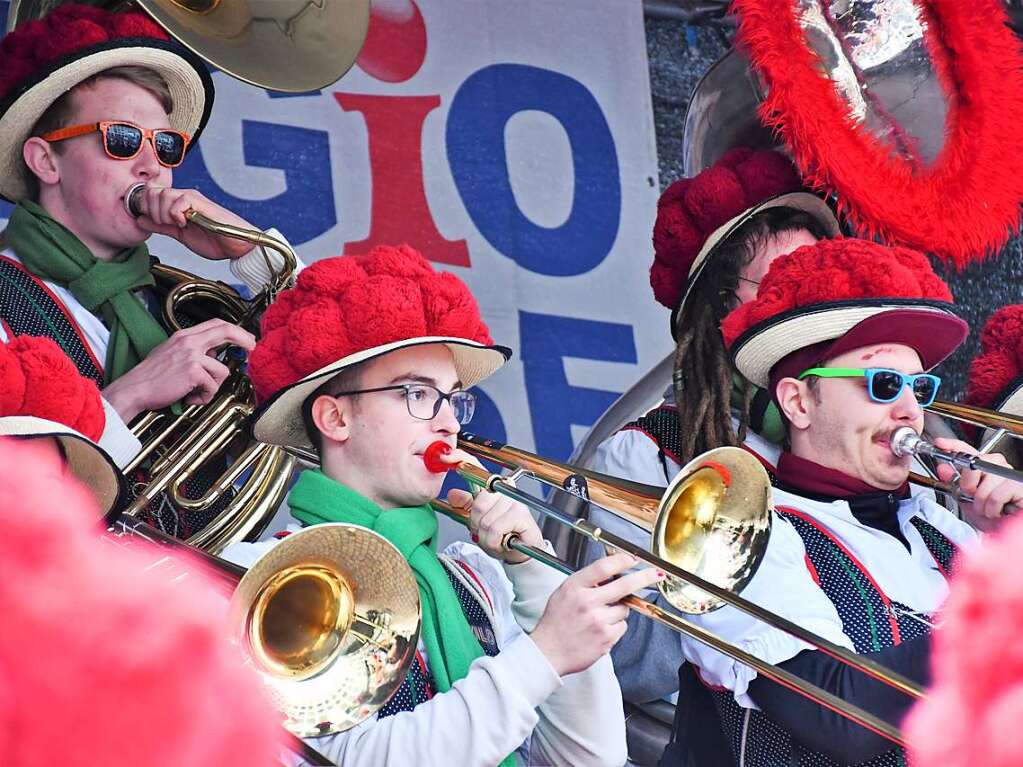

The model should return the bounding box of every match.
[40,121,192,168]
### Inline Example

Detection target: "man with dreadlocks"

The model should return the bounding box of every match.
[578,149,839,761]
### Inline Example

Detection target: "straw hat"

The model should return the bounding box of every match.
[249,244,510,451]
[649,147,840,336]
[721,238,968,389]
[0,4,213,201]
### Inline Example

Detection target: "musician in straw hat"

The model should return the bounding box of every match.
[223,244,658,767]
[0,3,300,535]
[666,238,1023,765]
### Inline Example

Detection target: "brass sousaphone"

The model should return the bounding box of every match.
[6,0,371,552]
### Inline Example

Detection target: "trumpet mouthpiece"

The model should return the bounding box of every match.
[890,427,923,458]
[125,183,147,217]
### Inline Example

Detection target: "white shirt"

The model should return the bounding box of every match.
[681,488,979,709]
[223,530,628,767]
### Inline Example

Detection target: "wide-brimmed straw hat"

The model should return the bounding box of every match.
[249,245,511,452]
[0,415,123,517]
[0,4,214,202]
[649,147,840,336]
[721,238,968,389]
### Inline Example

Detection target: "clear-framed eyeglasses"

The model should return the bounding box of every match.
[330,383,477,425]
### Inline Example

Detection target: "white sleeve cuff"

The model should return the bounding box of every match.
[229,227,305,294]
[98,397,142,469]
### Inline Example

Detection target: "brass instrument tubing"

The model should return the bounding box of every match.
[447,455,925,702]
[432,499,904,746]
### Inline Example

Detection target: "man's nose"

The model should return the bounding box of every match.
[891,384,924,420]
[432,397,461,434]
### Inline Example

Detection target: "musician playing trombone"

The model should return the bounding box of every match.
[223,246,659,767]
[0,5,295,534]
[666,238,1023,765]
[582,148,840,763]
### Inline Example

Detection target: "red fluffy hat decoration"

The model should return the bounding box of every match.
[721,238,967,388]
[249,245,510,450]
[0,3,168,104]
[0,439,282,767]
[966,305,1023,413]
[904,517,1023,767]
[0,3,213,201]
[0,335,104,441]
[733,0,1023,266]
[650,147,838,324]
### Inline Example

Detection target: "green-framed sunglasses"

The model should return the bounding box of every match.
[798,367,942,407]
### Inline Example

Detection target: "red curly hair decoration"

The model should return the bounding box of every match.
[0,335,105,441]
[250,244,494,403]
[733,0,1023,267]
[0,3,168,104]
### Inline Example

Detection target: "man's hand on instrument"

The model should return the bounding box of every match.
[530,553,664,677]
[102,319,255,422]
[933,436,1022,531]
[444,449,544,564]
[132,185,257,261]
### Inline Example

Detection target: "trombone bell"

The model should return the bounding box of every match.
[653,447,773,615]
[232,524,421,737]
[249,564,355,680]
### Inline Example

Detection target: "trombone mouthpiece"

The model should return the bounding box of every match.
[890,427,923,458]
[125,183,147,218]
[423,442,452,474]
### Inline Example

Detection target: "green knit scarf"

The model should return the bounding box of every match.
[5,200,168,381]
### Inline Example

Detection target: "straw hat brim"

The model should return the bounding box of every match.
[0,37,213,202]
[0,415,124,518]
[731,299,965,388]
[671,192,841,335]
[252,337,512,452]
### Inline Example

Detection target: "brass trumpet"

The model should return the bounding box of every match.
[424,435,925,747]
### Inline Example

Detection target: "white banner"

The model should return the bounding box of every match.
[0,0,669,466]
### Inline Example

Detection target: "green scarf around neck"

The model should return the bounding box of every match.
[4,200,168,382]
[731,373,785,445]
[289,471,516,765]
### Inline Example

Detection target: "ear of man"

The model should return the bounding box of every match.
[775,377,816,432]
[22,137,61,189]
[311,393,353,447]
